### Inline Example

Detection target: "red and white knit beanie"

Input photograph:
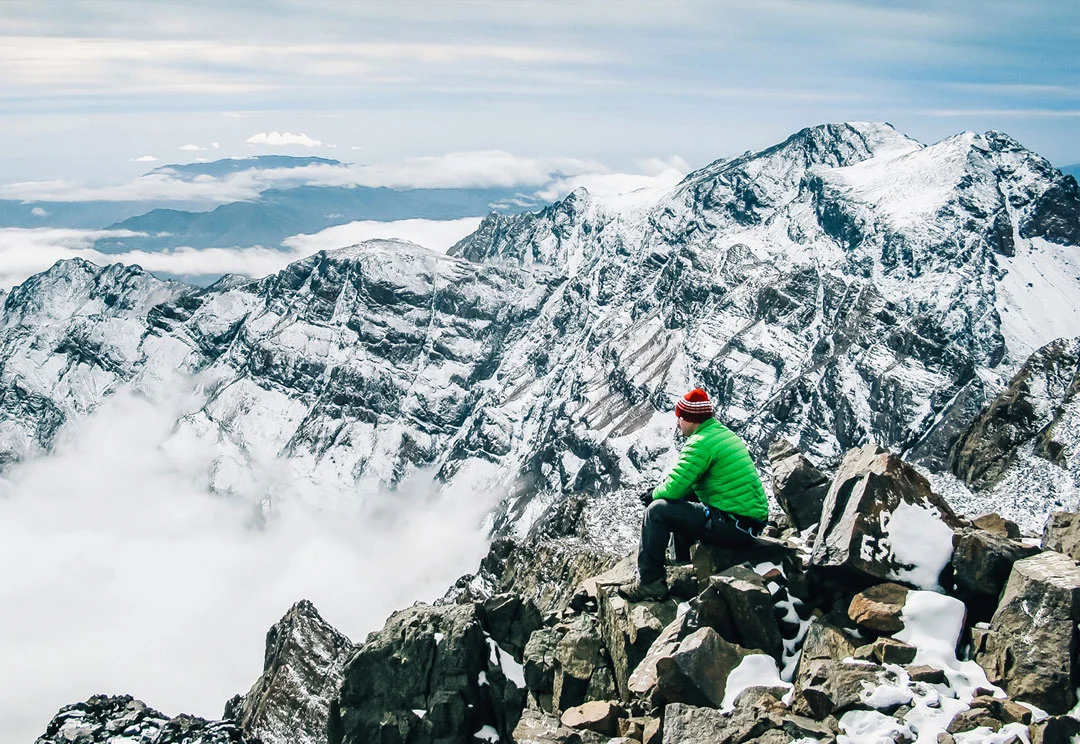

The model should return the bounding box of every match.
[675,388,713,423]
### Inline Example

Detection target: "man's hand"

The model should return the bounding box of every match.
[639,489,654,508]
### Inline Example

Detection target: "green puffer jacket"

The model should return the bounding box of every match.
[651,417,767,521]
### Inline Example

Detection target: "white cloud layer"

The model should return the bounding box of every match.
[132,154,158,162]
[0,386,500,742]
[0,218,483,289]
[0,151,609,202]
[247,131,323,147]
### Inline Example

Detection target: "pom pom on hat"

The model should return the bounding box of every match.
[675,388,713,423]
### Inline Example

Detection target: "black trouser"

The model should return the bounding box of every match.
[637,499,757,584]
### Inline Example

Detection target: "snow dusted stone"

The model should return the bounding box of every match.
[811,444,962,588]
[693,565,784,660]
[1042,511,1080,561]
[653,627,751,708]
[848,582,910,633]
[768,439,831,531]
[792,618,858,690]
[975,551,1080,713]
[1029,715,1080,744]
[481,592,543,660]
[791,660,884,719]
[34,694,252,744]
[596,586,677,701]
[952,337,1080,491]
[329,602,521,744]
[226,600,353,744]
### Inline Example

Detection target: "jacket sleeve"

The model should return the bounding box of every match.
[652,435,711,501]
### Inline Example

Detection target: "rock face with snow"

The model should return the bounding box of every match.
[810,444,962,588]
[2,123,1079,532]
[225,600,354,744]
[33,695,251,744]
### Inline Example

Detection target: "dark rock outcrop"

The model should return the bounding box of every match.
[225,600,353,744]
[768,439,831,530]
[812,444,962,587]
[328,602,522,744]
[34,695,253,744]
[975,550,1080,713]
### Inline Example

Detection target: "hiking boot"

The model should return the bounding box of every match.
[617,578,668,602]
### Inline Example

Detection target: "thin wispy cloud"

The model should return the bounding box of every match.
[246,131,323,147]
[131,155,158,162]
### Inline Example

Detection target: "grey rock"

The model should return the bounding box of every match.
[972,513,1022,539]
[653,628,751,708]
[482,592,544,660]
[951,527,1040,618]
[693,565,785,660]
[552,614,618,713]
[524,627,561,697]
[769,438,831,530]
[34,695,252,744]
[975,551,1080,713]
[793,618,859,691]
[226,599,353,744]
[812,445,961,584]
[1043,512,1080,562]
[329,602,520,744]
[952,337,1080,491]
[1029,715,1080,744]
[792,660,884,719]
[848,583,910,633]
[596,586,677,701]
[512,708,608,744]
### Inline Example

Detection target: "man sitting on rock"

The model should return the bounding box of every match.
[619,388,768,602]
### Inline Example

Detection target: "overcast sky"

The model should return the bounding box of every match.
[1,0,1078,188]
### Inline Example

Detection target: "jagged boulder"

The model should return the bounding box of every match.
[972,512,1022,539]
[792,660,884,719]
[328,602,521,744]
[693,565,784,660]
[691,538,797,582]
[34,695,251,744]
[481,592,544,659]
[848,582,909,633]
[523,627,560,711]
[512,708,608,744]
[596,586,678,700]
[811,444,962,588]
[225,599,353,744]
[952,337,1080,490]
[662,692,788,744]
[552,614,618,713]
[792,618,858,690]
[975,551,1080,713]
[559,701,626,736]
[1043,511,1080,561]
[768,439,831,530]
[653,628,751,709]
[951,526,1040,619]
[1029,715,1080,744]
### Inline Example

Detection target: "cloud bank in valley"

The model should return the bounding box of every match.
[0,217,484,289]
[0,385,502,742]
[0,150,612,203]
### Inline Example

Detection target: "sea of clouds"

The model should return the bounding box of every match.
[0,382,502,741]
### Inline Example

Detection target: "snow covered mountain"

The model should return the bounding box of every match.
[2,122,1078,528]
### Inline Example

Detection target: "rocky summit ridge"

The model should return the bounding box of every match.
[1,122,1079,533]
[35,440,1080,743]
